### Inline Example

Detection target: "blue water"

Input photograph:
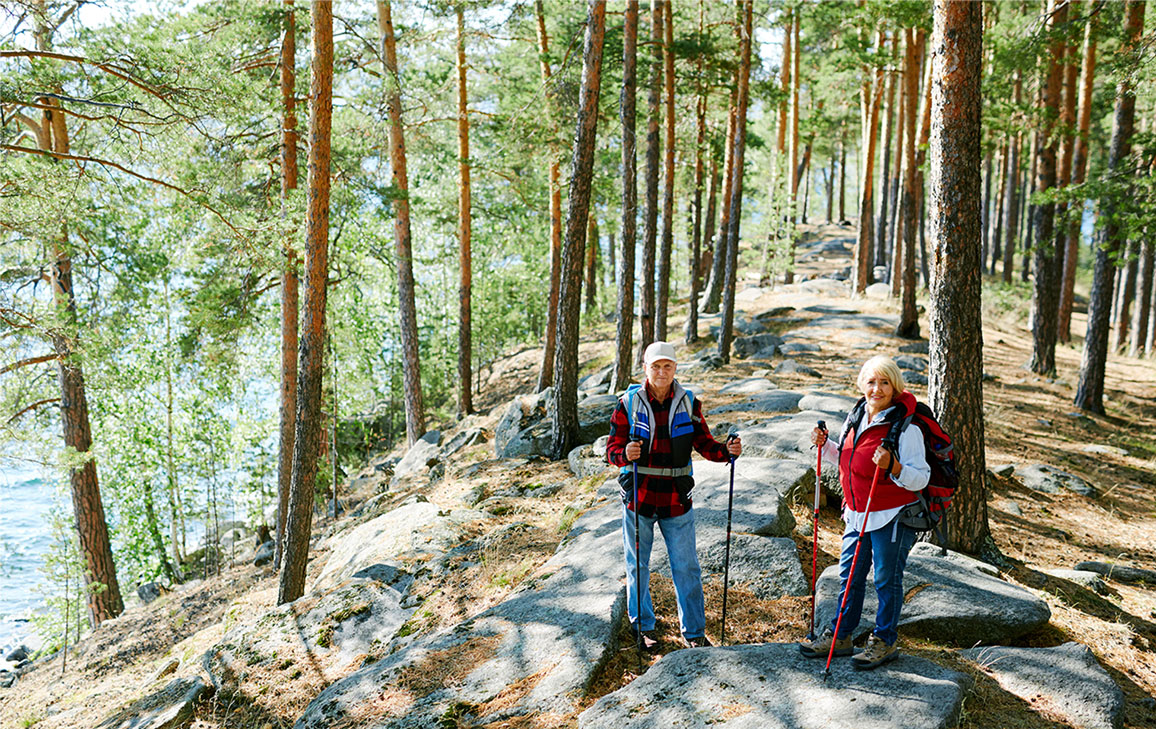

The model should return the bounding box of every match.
[0,466,54,653]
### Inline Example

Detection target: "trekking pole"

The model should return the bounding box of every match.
[720,430,739,646]
[807,420,828,641]
[823,463,884,681]
[631,438,643,674]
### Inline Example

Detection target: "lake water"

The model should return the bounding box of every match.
[0,467,55,653]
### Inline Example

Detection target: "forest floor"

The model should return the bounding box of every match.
[2,222,1155,729]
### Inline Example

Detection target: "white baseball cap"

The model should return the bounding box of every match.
[643,341,677,366]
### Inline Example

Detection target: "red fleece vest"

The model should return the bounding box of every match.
[839,396,920,513]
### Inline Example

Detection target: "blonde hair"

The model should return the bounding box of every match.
[857,355,906,394]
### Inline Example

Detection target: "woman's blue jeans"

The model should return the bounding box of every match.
[830,515,917,646]
[622,506,706,640]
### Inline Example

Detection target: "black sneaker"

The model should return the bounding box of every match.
[681,635,712,649]
[635,629,659,653]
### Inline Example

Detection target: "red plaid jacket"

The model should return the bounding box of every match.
[606,381,731,518]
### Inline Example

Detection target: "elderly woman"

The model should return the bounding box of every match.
[799,355,929,670]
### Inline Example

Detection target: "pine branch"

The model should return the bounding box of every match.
[7,398,61,424]
[0,353,59,376]
[0,50,173,100]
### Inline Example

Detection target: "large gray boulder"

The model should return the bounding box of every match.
[961,643,1124,729]
[96,677,210,729]
[710,390,805,415]
[739,411,833,461]
[733,333,785,359]
[312,499,481,592]
[204,580,411,689]
[579,643,970,729]
[720,377,780,395]
[494,394,617,458]
[295,500,627,729]
[390,430,442,487]
[1015,464,1095,496]
[797,392,858,417]
[1072,561,1156,586]
[815,543,1051,645]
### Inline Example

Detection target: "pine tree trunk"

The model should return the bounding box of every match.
[275,0,299,574]
[1075,0,1145,414]
[1021,128,1038,283]
[279,0,333,605]
[163,281,185,569]
[989,145,1007,274]
[636,0,663,365]
[1050,18,1079,336]
[887,51,908,277]
[927,0,989,556]
[896,28,923,338]
[838,123,848,223]
[701,155,719,285]
[611,0,638,393]
[1059,17,1096,342]
[1116,243,1138,352]
[456,4,473,417]
[686,0,705,346]
[656,0,675,342]
[585,213,599,313]
[536,1,564,392]
[826,153,836,224]
[980,151,992,268]
[717,0,753,363]
[704,67,738,311]
[33,17,124,626]
[1028,0,1067,377]
[784,11,802,283]
[552,0,606,458]
[1000,72,1022,283]
[855,32,885,295]
[375,1,425,443]
[1133,240,1154,357]
[876,37,897,269]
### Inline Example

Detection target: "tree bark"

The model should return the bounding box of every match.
[876,36,898,269]
[703,56,739,312]
[654,0,675,341]
[636,0,662,364]
[585,213,599,312]
[1059,16,1096,341]
[896,28,924,338]
[1133,239,1154,357]
[717,0,753,363]
[784,11,802,283]
[854,31,885,295]
[701,155,719,285]
[376,0,425,445]
[456,3,473,417]
[1028,0,1068,377]
[927,0,990,556]
[33,12,124,627]
[686,0,705,346]
[887,47,908,278]
[278,0,333,605]
[1116,242,1138,351]
[1000,72,1023,283]
[838,122,848,223]
[551,0,606,458]
[611,0,638,393]
[989,145,1007,274]
[1021,127,1038,283]
[535,0,564,392]
[275,0,299,573]
[1075,0,1145,413]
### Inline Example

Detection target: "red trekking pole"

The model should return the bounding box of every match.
[807,420,827,641]
[823,463,884,680]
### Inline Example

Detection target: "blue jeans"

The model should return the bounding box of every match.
[830,515,917,646]
[622,506,706,639]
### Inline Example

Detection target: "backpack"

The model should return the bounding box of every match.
[846,395,958,542]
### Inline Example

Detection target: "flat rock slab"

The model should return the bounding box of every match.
[710,390,805,415]
[296,500,627,729]
[806,313,899,331]
[1073,561,1156,585]
[1015,464,1095,497]
[579,643,970,729]
[796,392,858,417]
[720,377,780,395]
[779,342,822,355]
[313,500,483,592]
[1046,569,1111,595]
[740,411,834,461]
[961,642,1124,729]
[96,677,210,729]
[815,543,1051,646]
[775,360,822,378]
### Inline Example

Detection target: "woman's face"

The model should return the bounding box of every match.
[861,370,895,412]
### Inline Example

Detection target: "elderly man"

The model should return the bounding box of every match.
[605,341,742,650]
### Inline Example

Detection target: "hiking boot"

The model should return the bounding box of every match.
[681,635,712,649]
[798,629,852,658]
[852,634,900,670]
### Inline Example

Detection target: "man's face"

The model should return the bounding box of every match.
[646,359,676,390]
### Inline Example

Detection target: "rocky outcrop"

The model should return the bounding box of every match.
[579,643,971,729]
[391,430,443,488]
[95,677,210,729]
[295,500,627,729]
[1015,464,1095,496]
[494,392,617,459]
[1072,561,1156,585]
[815,543,1051,645]
[962,643,1124,729]
[709,390,805,415]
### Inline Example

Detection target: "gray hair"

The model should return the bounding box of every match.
[856,355,906,394]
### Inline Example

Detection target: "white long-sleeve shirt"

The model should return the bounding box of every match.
[820,404,931,535]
